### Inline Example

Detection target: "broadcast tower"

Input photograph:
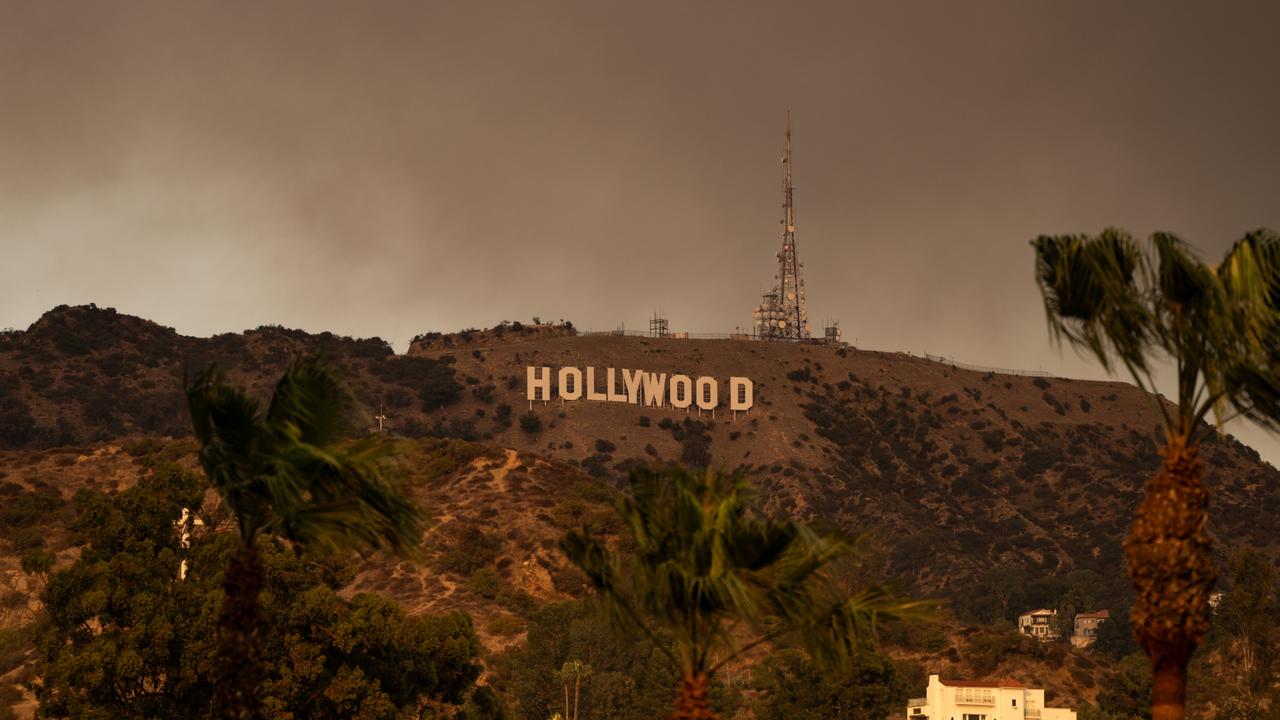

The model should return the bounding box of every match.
[753,112,811,340]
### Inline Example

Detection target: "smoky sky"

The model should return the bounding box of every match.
[3,1,1280,459]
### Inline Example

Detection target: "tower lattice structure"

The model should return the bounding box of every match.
[753,113,810,340]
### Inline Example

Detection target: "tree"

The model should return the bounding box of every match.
[185,358,426,719]
[952,564,1027,626]
[558,660,591,720]
[749,646,907,720]
[33,460,485,719]
[1032,229,1280,720]
[561,467,923,720]
[19,547,55,581]
[1094,605,1140,660]
[1218,547,1277,692]
[519,412,542,435]
[1054,583,1093,643]
[1218,697,1262,720]
[1095,652,1154,720]
[500,600,687,720]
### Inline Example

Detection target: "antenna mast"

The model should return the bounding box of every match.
[753,111,811,340]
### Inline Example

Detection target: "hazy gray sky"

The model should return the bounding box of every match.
[3,1,1280,458]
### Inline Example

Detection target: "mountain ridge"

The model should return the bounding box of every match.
[2,303,1278,597]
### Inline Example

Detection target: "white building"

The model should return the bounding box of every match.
[906,675,1076,720]
[1018,608,1059,641]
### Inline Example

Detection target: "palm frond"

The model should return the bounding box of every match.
[1032,226,1280,440]
[790,587,936,671]
[560,466,925,681]
[1031,229,1153,376]
[185,367,269,539]
[187,357,424,557]
[1216,229,1280,433]
[268,436,424,557]
[266,357,353,445]
[1148,232,1234,433]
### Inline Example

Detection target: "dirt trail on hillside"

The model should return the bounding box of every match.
[488,449,521,491]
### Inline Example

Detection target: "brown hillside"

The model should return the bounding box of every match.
[1,304,1278,597]
[0,436,1151,717]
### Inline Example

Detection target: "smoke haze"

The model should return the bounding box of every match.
[2,0,1279,457]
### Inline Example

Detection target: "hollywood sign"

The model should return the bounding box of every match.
[526,366,753,413]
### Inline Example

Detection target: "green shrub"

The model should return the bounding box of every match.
[486,614,526,637]
[0,626,32,676]
[497,589,538,616]
[370,356,462,409]
[980,429,1005,452]
[786,368,813,383]
[0,392,36,449]
[441,527,500,575]
[0,489,62,537]
[467,568,503,599]
[123,437,164,457]
[471,383,496,403]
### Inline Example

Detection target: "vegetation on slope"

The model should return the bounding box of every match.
[1,307,1278,717]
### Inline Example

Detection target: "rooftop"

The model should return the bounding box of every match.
[941,678,1026,689]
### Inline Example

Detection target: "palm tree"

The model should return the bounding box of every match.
[561,467,924,720]
[186,358,424,720]
[1031,229,1280,720]
[558,659,591,720]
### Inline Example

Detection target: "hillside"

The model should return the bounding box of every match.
[0,438,1155,717]
[1,436,1252,718]
[2,305,1279,717]
[3,305,1278,595]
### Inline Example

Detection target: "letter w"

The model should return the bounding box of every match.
[641,372,666,407]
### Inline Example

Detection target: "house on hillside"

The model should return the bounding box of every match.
[905,675,1076,720]
[1071,610,1110,648]
[1017,608,1059,641]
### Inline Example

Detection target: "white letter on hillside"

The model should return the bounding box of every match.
[670,375,693,409]
[527,366,552,402]
[729,377,754,411]
[558,367,583,401]
[622,369,644,404]
[606,368,627,402]
[695,377,718,411]
[642,372,667,407]
[586,367,607,401]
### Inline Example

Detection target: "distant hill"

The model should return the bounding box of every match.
[3,304,1277,597]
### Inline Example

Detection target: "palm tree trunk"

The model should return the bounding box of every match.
[213,539,266,720]
[669,672,718,720]
[1124,438,1215,720]
[1241,634,1255,684]
[573,675,581,720]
